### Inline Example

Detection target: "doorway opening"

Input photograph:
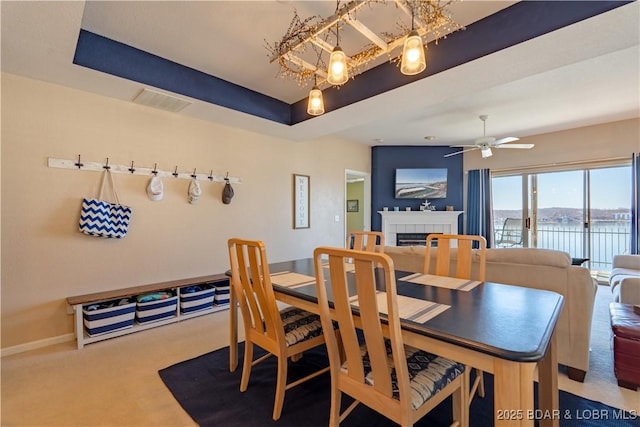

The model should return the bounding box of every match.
[345,169,371,244]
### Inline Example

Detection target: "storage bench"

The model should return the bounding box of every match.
[67,274,229,349]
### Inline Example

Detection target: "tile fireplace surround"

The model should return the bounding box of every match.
[378,211,463,247]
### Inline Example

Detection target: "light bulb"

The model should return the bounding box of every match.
[331,60,344,75]
[406,47,420,62]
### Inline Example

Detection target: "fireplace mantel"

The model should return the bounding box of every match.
[378,211,463,247]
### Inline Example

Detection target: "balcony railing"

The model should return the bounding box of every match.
[494,221,631,271]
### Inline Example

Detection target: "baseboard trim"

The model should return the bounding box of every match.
[1,333,75,357]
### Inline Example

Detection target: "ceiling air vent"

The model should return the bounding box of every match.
[132,88,192,113]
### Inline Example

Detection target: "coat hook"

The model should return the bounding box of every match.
[103,158,111,170]
[225,171,230,181]
[208,170,214,181]
[191,168,197,179]
[128,161,136,174]
[74,154,84,169]
[152,163,158,175]
[172,166,179,178]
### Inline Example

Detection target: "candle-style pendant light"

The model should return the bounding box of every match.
[400,2,426,76]
[307,77,325,116]
[327,1,349,86]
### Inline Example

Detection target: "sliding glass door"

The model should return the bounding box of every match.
[492,163,631,272]
[588,166,632,270]
[534,170,586,258]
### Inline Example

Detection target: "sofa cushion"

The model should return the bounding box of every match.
[610,268,640,287]
[485,248,570,268]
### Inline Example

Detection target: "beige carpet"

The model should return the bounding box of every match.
[1,285,638,426]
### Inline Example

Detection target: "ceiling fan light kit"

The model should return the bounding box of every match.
[444,115,534,159]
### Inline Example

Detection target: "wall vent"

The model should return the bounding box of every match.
[132,88,192,113]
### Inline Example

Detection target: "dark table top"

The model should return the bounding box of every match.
[268,258,564,363]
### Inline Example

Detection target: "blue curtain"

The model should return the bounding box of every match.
[631,153,639,254]
[466,169,493,248]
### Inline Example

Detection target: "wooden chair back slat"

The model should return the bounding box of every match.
[346,231,385,253]
[326,253,365,381]
[424,234,487,281]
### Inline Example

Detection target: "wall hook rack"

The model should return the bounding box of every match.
[47,157,242,184]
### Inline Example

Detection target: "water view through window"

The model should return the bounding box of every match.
[492,165,631,271]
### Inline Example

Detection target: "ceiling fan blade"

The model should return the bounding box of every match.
[444,147,480,158]
[494,143,534,149]
[449,144,480,147]
[492,137,520,146]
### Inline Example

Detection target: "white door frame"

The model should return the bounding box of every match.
[345,169,371,240]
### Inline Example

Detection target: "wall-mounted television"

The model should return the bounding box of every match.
[395,168,448,199]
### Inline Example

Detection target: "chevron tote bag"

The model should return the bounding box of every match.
[79,170,133,238]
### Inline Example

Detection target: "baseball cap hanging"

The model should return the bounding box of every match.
[188,178,202,204]
[222,174,234,205]
[146,175,164,201]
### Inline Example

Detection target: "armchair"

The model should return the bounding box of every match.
[610,254,640,305]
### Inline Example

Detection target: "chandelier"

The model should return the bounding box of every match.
[266,0,463,116]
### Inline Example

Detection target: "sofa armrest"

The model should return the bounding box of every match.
[614,276,640,305]
[612,254,640,270]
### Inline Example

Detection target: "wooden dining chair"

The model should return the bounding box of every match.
[346,231,385,253]
[313,247,468,427]
[423,233,487,405]
[227,238,332,421]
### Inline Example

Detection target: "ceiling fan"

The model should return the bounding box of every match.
[444,115,534,159]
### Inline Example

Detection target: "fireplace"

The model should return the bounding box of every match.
[396,233,441,246]
[378,211,462,247]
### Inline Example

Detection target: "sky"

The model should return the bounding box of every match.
[492,166,631,210]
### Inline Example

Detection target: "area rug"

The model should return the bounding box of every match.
[159,344,637,427]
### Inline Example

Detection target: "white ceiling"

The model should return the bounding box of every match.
[2,1,639,147]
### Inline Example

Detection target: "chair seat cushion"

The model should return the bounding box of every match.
[280,306,324,347]
[353,340,465,410]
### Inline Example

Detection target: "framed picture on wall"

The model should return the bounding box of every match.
[293,174,310,229]
[346,199,359,212]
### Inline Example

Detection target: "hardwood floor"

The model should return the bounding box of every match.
[1,286,637,426]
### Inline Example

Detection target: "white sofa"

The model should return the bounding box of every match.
[383,245,598,382]
[610,254,640,305]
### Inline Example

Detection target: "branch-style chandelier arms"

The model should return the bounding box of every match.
[268,0,463,116]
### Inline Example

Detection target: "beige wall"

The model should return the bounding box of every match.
[0,73,370,349]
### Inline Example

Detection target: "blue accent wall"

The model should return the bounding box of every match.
[371,146,464,232]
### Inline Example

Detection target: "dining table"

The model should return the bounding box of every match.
[227,258,564,427]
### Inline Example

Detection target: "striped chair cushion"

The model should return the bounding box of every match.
[280,307,324,347]
[353,340,465,410]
